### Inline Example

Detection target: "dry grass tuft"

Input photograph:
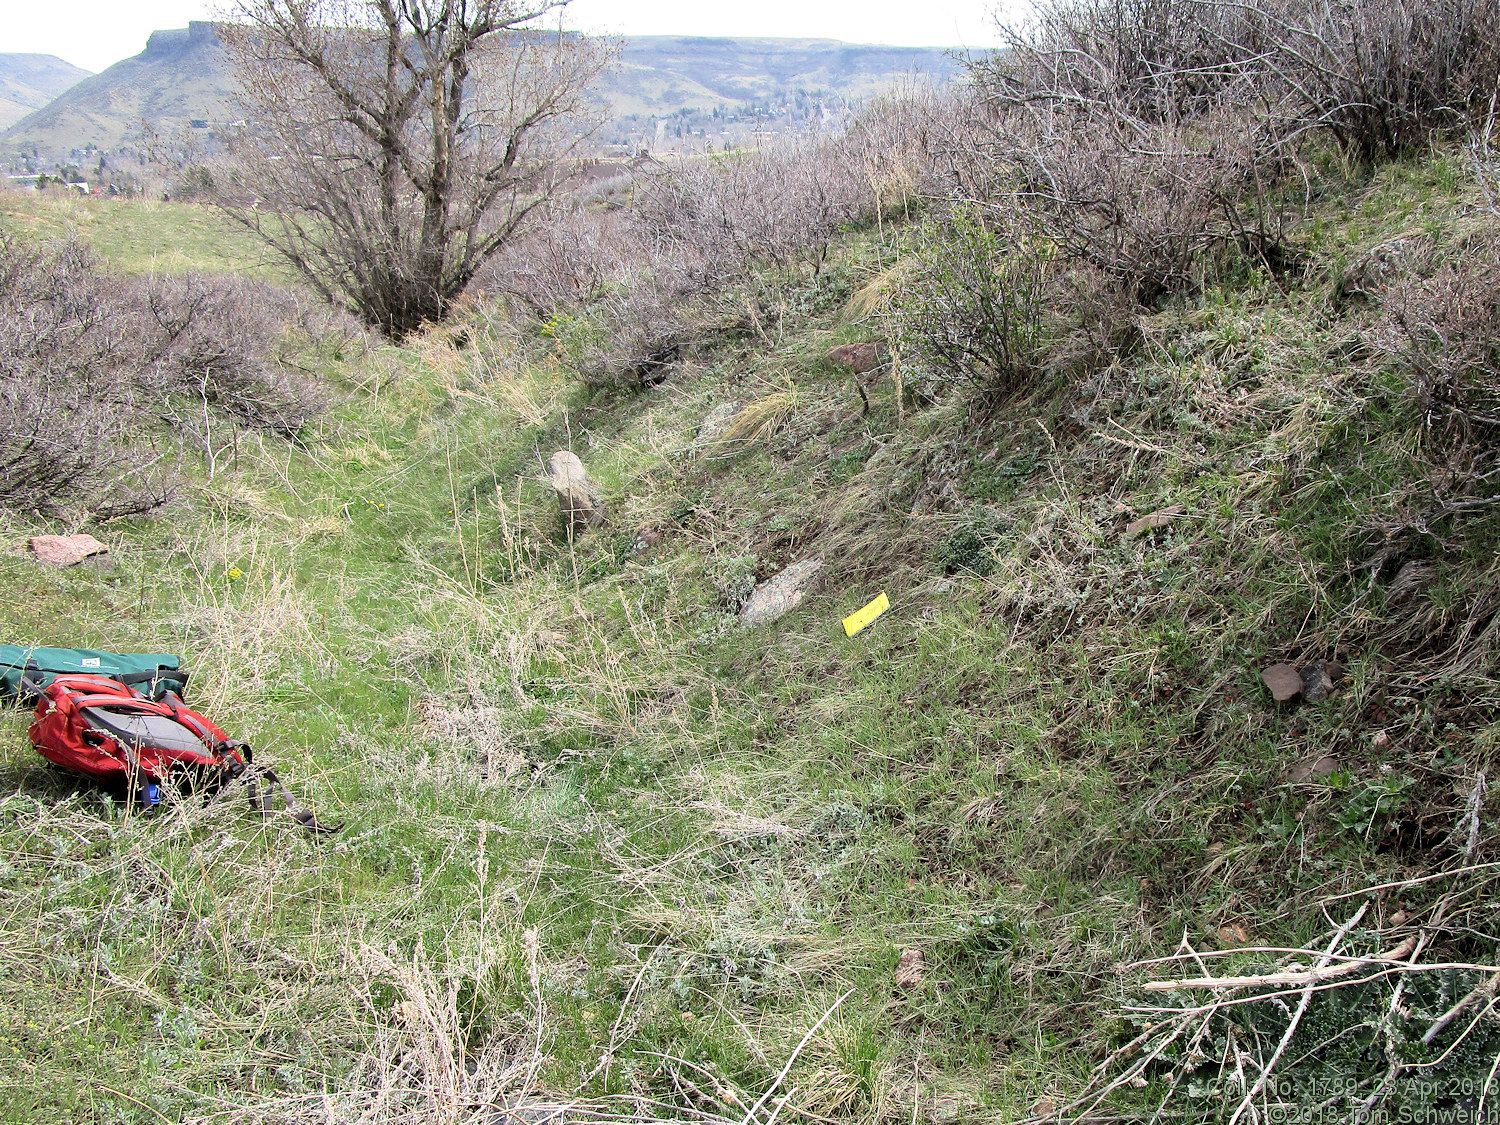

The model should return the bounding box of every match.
[718,389,802,450]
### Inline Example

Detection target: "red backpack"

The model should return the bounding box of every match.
[30,673,337,832]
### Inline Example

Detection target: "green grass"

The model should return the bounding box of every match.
[0,157,1497,1124]
[0,189,281,277]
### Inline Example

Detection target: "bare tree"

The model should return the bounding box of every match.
[218,1,615,338]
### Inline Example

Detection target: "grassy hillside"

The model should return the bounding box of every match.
[0,54,91,131]
[0,190,277,276]
[0,144,1495,1123]
[1,24,234,158]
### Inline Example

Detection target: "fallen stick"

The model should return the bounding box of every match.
[1319,860,1500,904]
[1143,935,1417,992]
[1227,906,1370,1125]
[1423,972,1500,1046]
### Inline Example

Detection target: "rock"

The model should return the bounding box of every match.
[29,534,109,568]
[1124,504,1185,539]
[1261,663,1303,702]
[1216,922,1252,947]
[825,341,886,374]
[696,401,740,447]
[894,948,925,990]
[546,451,603,532]
[1339,233,1436,302]
[1300,659,1342,702]
[739,558,823,627]
[1288,754,1339,783]
[481,1095,593,1125]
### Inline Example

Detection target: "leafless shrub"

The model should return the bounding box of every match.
[582,138,876,386]
[574,280,692,387]
[0,235,327,515]
[135,274,322,439]
[840,84,975,208]
[1261,0,1500,161]
[632,140,868,283]
[0,237,163,516]
[891,205,1136,393]
[1471,96,1500,214]
[485,206,631,320]
[487,90,962,388]
[976,0,1272,124]
[0,388,161,518]
[1381,233,1500,446]
[978,0,1500,161]
[961,0,1302,304]
[979,110,1295,305]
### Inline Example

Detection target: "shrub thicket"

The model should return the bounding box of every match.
[486,93,959,387]
[489,0,1500,402]
[0,237,158,516]
[1269,0,1500,160]
[137,274,323,439]
[980,0,1500,160]
[1381,236,1500,464]
[974,0,1269,123]
[0,235,329,515]
[992,112,1292,305]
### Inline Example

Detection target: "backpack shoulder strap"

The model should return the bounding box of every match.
[249,766,343,835]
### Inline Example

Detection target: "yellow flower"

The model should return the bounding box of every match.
[227,567,244,581]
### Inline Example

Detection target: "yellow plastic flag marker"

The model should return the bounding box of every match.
[843,591,890,638]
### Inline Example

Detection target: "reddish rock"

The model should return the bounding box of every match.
[1124,504,1185,539]
[894,948,925,990]
[825,342,886,374]
[1261,663,1303,702]
[29,534,108,568]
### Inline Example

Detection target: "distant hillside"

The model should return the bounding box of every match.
[0,54,91,131]
[614,36,959,112]
[1,25,961,163]
[1,24,232,161]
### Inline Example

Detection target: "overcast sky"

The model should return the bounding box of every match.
[5,1,1010,74]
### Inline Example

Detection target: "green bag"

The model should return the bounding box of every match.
[0,645,187,703]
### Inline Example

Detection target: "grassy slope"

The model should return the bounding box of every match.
[0,191,277,277]
[0,155,1496,1124]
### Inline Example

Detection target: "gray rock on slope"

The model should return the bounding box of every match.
[547,451,603,532]
[696,401,740,448]
[740,558,823,626]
